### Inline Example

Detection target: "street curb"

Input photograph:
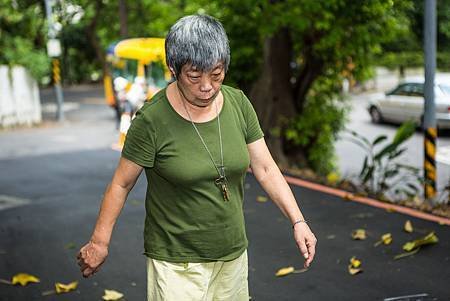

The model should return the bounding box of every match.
[283,175,450,226]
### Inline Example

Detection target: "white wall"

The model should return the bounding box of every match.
[0,66,41,127]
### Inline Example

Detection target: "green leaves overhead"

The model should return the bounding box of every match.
[0,0,50,79]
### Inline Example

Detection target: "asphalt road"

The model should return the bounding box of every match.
[0,85,449,300]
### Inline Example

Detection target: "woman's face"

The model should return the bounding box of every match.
[175,63,225,107]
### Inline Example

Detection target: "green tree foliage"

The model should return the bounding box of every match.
[198,0,410,174]
[379,0,450,71]
[53,0,188,83]
[0,0,50,80]
[53,0,413,175]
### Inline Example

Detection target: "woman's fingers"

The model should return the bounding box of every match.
[305,242,316,268]
[297,241,309,259]
[81,266,95,278]
[77,241,108,278]
[293,224,317,268]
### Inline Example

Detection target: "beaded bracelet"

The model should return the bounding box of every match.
[292,219,307,229]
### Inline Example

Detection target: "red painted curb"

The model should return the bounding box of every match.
[283,175,450,226]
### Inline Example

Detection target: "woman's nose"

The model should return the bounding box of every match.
[199,77,213,92]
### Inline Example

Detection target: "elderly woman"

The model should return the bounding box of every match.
[78,14,316,300]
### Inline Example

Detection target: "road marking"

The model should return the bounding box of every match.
[0,195,31,211]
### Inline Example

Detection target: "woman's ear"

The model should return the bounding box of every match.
[169,67,176,78]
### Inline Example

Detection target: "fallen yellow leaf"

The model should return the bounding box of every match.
[11,273,40,286]
[343,193,354,201]
[374,233,392,247]
[275,266,294,277]
[381,233,392,245]
[64,242,76,250]
[349,257,361,268]
[404,220,413,233]
[256,196,268,203]
[348,265,362,275]
[129,200,141,206]
[386,208,396,213]
[351,229,367,240]
[394,247,421,260]
[403,232,439,252]
[55,281,78,294]
[103,289,124,301]
[348,257,363,275]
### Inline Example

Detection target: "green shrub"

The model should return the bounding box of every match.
[346,120,423,200]
[285,77,350,175]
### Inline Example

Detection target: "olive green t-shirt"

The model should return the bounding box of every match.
[121,85,264,263]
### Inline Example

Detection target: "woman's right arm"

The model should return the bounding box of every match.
[77,157,143,277]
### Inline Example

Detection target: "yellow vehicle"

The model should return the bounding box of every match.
[104,37,171,109]
[104,38,171,148]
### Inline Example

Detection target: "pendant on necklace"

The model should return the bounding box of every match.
[215,176,230,201]
[215,166,230,201]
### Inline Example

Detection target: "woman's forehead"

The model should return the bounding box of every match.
[183,62,224,72]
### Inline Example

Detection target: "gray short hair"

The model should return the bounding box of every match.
[165,14,230,78]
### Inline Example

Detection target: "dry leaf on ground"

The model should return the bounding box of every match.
[0,278,12,285]
[403,232,439,252]
[55,281,78,294]
[351,229,367,240]
[343,193,354,201]
[374,233,392,247]
[11,273,40,286]
[404,220,413,233]
[348,257,363,275]
[394,247,421,260]
[256,196,268,203]
[275,266,295,277]
[292,268,308,274]
[64,242,76,250]
[103,289,124,301]
[130,200,141,206]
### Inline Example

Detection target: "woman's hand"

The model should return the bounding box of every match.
[293,222,317,269]
[77,241,109,278]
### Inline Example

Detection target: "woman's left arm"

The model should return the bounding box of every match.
[248,138,317,268]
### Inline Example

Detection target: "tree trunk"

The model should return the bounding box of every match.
[293,36,324,115]
[119,0,128,38]
[85,0,109,76]
[249,30,326,168]
[249,29,297,166]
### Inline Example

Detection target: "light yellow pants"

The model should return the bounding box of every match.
[147,250,249,301]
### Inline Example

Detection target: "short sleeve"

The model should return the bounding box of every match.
[121,110,156,168]
[240,91,264,144]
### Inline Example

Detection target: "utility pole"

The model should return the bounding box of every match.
[44,0,64,122]
[423,0,437,201]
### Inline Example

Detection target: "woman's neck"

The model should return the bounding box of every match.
[166,82,223,123]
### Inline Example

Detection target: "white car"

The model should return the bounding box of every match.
[368,75,450,129]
